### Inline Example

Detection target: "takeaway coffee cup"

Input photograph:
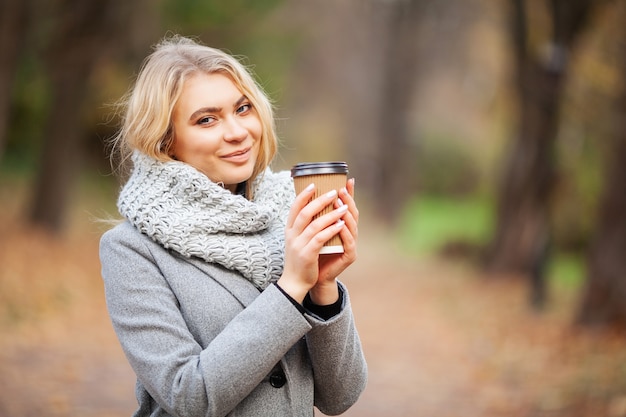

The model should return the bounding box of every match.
[291,162,349,254]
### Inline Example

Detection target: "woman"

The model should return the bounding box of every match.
[100,35,367,416]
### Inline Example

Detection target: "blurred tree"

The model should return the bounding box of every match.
[29,0,154,232]
[161,0,282,37]
[577,6,626,328]
[159,0,288,103]
[0,0,31,162]
[484,0,602,303]
[286,0,423,224]
[370,0,422,224]
[5,0,287,233]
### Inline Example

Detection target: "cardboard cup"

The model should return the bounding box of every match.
[291,162,349,254]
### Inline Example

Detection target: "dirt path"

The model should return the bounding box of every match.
[1,221,625,417]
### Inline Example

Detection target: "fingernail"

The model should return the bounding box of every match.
[337,204,348,213]
[338,198,344,206]
[305,183,315,192]
[325,189,338,198]
[336,220,345,228]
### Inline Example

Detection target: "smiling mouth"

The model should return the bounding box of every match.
[221,147,251,160]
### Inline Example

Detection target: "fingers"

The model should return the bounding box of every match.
[286,179,359,257]
[300,197,348,250]
[339,180,359,222]
[305,210,347,253]
[286,183,315,228]
[289,186,341,233]
[281,180,359,301]
[346,177,355,198]
[337,181,359,236]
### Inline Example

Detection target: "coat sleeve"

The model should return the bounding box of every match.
[305,282,368,415]
[99,224,312,417]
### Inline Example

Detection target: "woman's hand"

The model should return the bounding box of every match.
[310,178,358,305]
[277,179,358,304]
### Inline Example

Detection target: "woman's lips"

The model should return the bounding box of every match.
[221,147,251,163]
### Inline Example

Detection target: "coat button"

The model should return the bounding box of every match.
[269,369,286,388]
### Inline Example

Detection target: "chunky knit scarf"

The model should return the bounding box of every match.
[118,152,295,290]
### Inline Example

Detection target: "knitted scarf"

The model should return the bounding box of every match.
[117,152,295,290]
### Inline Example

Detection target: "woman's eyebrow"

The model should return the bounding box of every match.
[188,96,248,121]
[189,106,220,121]
[234,95,247,108]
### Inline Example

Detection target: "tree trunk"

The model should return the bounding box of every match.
[29,54,91,231]
[372,0,422,224]
[30,1,109,231]
[0,0,30,162]
[485,0,596,285]
[577,10,626,328]
[28,0,152,232]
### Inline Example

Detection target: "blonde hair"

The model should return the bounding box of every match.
[110,35,277,189]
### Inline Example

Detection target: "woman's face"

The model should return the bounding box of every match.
[170,72,262,192]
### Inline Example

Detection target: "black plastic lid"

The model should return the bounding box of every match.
[290,162,348,177]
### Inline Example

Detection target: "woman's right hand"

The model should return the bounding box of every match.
[277,183,348,303]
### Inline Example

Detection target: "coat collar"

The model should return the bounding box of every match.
[184,256,262,308]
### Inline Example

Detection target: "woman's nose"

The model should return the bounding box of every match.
[223,117,247,142]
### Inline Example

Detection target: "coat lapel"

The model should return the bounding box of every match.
[185,257,262,308]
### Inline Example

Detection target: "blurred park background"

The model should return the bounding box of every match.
[1,0,626,416]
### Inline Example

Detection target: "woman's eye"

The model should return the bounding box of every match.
[198,116,215,125]
[237,103,252,114]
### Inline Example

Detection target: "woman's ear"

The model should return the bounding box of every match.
[162,127,176,158]
[161,137,177,160]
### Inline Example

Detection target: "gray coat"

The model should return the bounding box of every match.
[100,221,367,417]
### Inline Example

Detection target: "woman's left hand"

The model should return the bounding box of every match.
[309,178,359,305]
